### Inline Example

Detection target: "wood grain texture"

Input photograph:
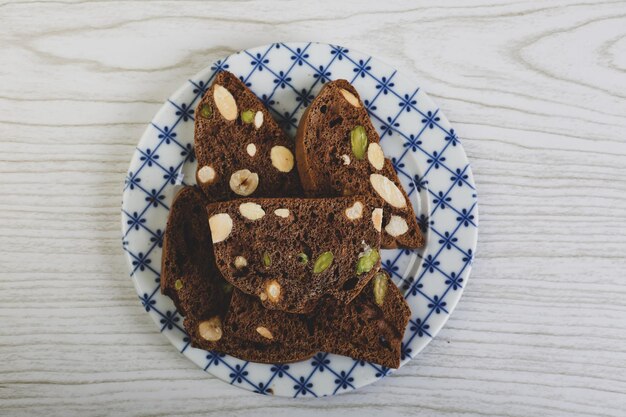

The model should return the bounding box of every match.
[1,0,625,415]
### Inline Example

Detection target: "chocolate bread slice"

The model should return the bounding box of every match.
[224,290,316,347]
[317,271,411,369]
[186,314,317,364]
[194,71,301,202]
[161,186,316,363]
[206,196,383,314]
[225,271,411,368]
[162,188,408,366]
[295,79,424,249]
[160,186,227,318]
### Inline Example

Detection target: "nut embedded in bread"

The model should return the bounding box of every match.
[295,79,424,249]
[206,196,384,314]
[160,186,317,364]
[194,71,302,202]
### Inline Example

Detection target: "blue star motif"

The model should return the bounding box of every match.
[174,102,194,122]
[438,231,458,250]
[403,276,423,296]
[451,168,469,186]
[140,148,159,167]
[410,318,430,337]
[254,382,270,395]
[427,150,446,169]
[157,126,177,144]
[383,259,400,276]
[399,93,417,112]
[126,211,145,231]
[279,111,297,131]
[145,188,165,208]
[192,80,207,95]
[421,110,440,129]
[163,166,179,185]
[160,310,179,330]
[456,208,475,227]
[422,254,440,273]
[374,366,390,378]
[376,76,395,95]
[229,364,249,384]
[260,94,275,107]
[210,59,229,72]
[363,99,377,111]
[418,213,430,233]
[290,47,309,65]
[445,272,464,290]
[238,75,252,88]
[293,376,313,396]
[313,65,331,83]
[330,45,349,60]
[433,191,452,209]
[428,295,447,314]
[132,251,151,272]
[391,156,405,170]
[139,293,155,312]
[353,59,371,78]
[403,133,423,152]
[250,53,269,71]
[401,342,412,360]
[205,351,224,367]
[334,371,354,390]
[380,116,399,136]
[273,71,292,89]
[311,353,330,371]
[410,173,428,192]
[270,364,290,378]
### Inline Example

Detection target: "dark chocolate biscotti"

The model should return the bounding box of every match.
[161,186,316,363]
[194,71,302,202]
[206,196,384,314]
[224,290,316,348]
[317,271,411,369]
[160,186,229,318]
[295,79,424,249]
[225,271,411,368]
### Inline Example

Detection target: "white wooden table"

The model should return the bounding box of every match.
[1,1,625,416]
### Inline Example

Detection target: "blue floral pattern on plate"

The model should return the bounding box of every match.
[121,42,478,397]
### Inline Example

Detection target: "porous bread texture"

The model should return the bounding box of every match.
[194,70,302,202]
[225,271,411,368]
[161,186,316,363]
[206,196,383,314]
[295,79,424,249]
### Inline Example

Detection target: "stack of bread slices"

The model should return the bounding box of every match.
[161,71,424,368]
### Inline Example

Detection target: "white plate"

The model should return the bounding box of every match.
[122,42,478,397]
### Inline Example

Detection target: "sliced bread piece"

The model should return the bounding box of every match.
[161,186,316,363]
[224,290,316,347]
[225,271,411,368]
[295,79,424,249]
[317,271,411,369]
[206,196,383,314]
[160,186,228,318]
[194,71,302,202]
